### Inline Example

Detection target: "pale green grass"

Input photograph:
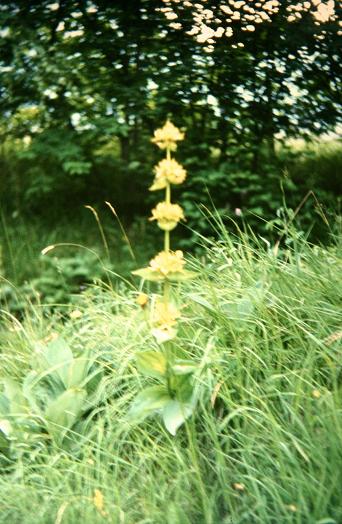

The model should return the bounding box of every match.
[0,225,341,524]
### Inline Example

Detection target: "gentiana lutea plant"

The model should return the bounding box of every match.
[129,121,198,435]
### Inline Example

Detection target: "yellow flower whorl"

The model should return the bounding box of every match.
[149,202,185,231]
[149,250,185,276]
[151,120,185,151]
[150,158,187,191]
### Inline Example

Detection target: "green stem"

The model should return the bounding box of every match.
[164,279,170,304]
[162,148,174,386]
[164,230,170,252]
[165,352,173,398]
[164,182,171,252]
[165,182,171,205]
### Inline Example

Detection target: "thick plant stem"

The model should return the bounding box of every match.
[164,183,171,251]
[164,280,170,305]
[165,182,171,205]
[164,180,171,302]
[165,350,173,398]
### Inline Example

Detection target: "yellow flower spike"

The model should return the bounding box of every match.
[149,250,185,277]
[151,120,185,151]
[149,202,185,231]
[132,249,197,282]
[149,158,186,191]
[152,301,181,327]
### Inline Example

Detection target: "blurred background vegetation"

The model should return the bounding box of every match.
[0,0,341,311]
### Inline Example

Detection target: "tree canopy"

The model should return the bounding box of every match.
[0,1,341,219]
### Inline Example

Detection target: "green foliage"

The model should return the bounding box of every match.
[180,140,341,247]
[0,1,340,231]
[129,353,198,436]
[132,267,198,282]
[17,129,92,205]
[0,227,341,522]
[0,336,103,456]
[0,250,110,315]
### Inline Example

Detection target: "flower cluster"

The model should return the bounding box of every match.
[149,250,185,277]
[151,120,185,151]
[151,300,181,343]
[150,158,187,191]
[149,202,185,231]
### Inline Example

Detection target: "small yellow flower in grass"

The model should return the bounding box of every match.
[149,250,185,276]
[150,158,187,190]
[69,309,83,320]
[149,202,185,231]
[151,300,181,343]
[151,120,184,151]
[93,488,107,517]
[43,332,59,344]
[136,293,149,307]
[323,330,342,346]
[312,389,321,399]
[233,482,245,492]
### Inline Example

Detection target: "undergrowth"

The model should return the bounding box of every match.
[0,221,341,524]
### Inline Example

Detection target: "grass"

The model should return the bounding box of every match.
[0,219,341,524]
[0,210,158,283]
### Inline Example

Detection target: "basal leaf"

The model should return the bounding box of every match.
[64,357,91,388]
[170,374,194,402]
[172,360,197,375]
[2,378,28,415]
[136,351,167,379]
[0,428,10,455]
[45,387,87,444]
[162,400,194,436]
[43,337,74,387]
[0,394,10,416]
[128,385,170,422]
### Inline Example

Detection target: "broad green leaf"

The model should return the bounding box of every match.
[128,385,170,422]
[0,428,10,455]
[22,370,64,410]
[172,360,197,375]
[0,419,11,437]
[21,371,41,412]
[151,326,177,344]
[43,337,74,386]
[167,270,199,282]
[2,378,28,415]
[132,268,198,282]
[0,394,10,416]
[64,357,91,388]
[237,298,254,317]
[162,400,194,436]
[131,268,164,282]
[170,374,194,402]
[136,351,167,379]
[45,387,87,444]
